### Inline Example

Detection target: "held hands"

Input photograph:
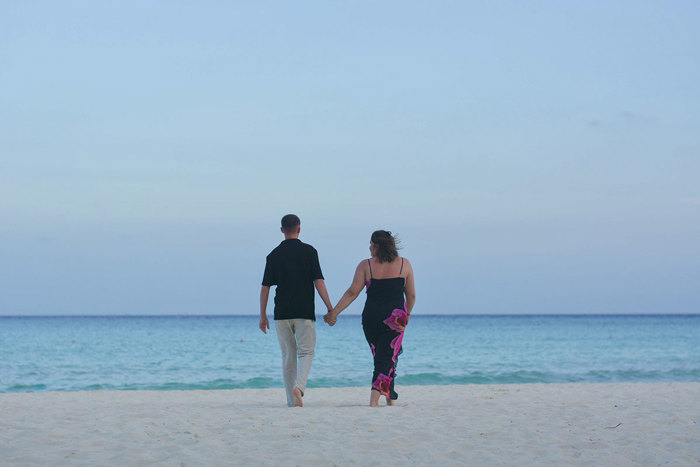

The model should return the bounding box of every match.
[323,309,338,326]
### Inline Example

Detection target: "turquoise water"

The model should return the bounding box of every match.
[1,315,699,392]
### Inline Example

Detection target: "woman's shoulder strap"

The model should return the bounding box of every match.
[367,259,373,278]
[399,257,404,275]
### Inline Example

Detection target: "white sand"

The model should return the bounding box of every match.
[1,383,699,466]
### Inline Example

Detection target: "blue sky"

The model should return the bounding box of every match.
[1,1,698,315]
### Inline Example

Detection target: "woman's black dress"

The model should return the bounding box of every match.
[362,258,409,400]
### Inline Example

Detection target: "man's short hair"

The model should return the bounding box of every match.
[281,214,301,233]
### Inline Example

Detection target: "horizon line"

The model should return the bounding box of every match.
[1,313,699,318]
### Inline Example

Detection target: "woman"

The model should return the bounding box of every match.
[325,230,416,407]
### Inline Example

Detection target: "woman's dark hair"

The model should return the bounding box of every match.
[371,230,401,263]
[281,214,301,233]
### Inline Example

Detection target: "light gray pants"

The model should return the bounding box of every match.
[275,319,316,407]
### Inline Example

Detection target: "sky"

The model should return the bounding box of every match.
[1,1,699,315]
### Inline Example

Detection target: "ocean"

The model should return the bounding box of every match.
[1,314,699,393]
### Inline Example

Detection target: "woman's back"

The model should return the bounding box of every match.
[364,257,406,315]
[367,257,406,280]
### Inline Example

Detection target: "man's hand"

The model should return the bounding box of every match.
[259,315,270,334]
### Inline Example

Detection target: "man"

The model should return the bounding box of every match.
[259,214,333,407]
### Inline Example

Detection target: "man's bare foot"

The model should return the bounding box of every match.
[293,388,303,407]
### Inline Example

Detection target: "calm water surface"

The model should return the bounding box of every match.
[1,314,698,392]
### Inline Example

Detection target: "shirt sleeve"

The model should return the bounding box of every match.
[262,256,276,286]
[311,248,324,281]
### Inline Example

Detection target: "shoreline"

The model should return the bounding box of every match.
[2,382,699,465]
[3,379,700,394]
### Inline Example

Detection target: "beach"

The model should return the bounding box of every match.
[1,383,698,466]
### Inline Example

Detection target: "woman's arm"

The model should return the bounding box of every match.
[327,261,367,323]
[404,259,416,315]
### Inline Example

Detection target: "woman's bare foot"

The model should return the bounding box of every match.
[369,390,381,407]
[386,397,394,406]
[293,388,303,407]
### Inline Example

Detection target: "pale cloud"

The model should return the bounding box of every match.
[587,112,655,129]
[619,111,655,125]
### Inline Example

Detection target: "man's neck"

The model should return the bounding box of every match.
[284,234,299,240]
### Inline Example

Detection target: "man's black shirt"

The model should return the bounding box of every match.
[262,238,324,321]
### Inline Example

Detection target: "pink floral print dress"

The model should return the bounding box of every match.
[362,258,409,400]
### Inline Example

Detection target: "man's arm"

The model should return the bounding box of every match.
[314,279,333,313]
[259,285,271,333]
